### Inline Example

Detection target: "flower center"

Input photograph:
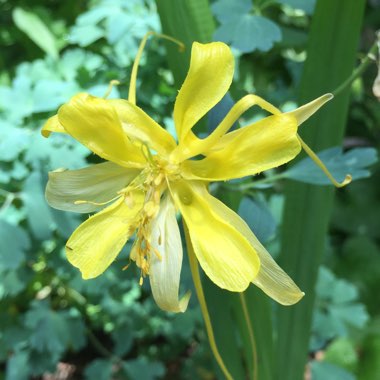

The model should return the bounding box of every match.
[128,154,180,285]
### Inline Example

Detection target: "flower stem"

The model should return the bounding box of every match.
[183,221,233,380]
[239,292,258,380]
[332,39,378,97]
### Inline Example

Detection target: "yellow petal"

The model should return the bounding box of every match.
[181,114,301,181]
[46,162,140,213]
[207,196,304,305]
[41,115,66,137]
[109,99,176,156]
[173,42,234,143]
[149,195,190,313]
[66,193,144,279]
[170,180,260,292]
[173,94,281,162]
[58,93,144,168]
[287,94,333,126]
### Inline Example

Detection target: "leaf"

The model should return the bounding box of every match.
[111,324,133,356]
[31,79,80,113]
[313,267,369,344]
[311,361,355,380]
[330,304,369,330]
[212,0,252,22]
[277,0,316,14]
[0,270,27,299]
[238,196,277,243]
[68,25,105,47]
[284,147,378,185]
[324,338,358,373]
[214,13,282,53]
[0,122,30,162]
[24,133,88,170]
[84,359,113,380]
[5,350,30,380]
[65,309,87,351]
[208,93,237,133]
[0,221,30,271]
[12,8,58,58]
[21,170,55,240]
[277,0,367,374]
[122,357,165,380]
[28,350,60,376]
[25,301,70,356]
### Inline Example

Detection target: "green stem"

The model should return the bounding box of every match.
[223,173,287,193]
[183,221,233,380]
[239,293,258,380]
[332,40,378,97]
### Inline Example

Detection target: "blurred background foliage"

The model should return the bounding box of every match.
[0,0,379,379]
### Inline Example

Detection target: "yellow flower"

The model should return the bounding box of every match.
[42,40,333,313]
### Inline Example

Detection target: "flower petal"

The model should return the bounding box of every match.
[149,195,191,313]
[46,162,140,213]
[181,114,301,181]
[170,180,260,292]
[41,115,66,137]
[58,93,144,168]
[109,99,176,157]
[173,42,234,143]
[66,193,144,279]
[204,196,304,305]
[173,94,282,162]
[286,93,333,126]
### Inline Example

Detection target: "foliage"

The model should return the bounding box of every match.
[0,0,379,379]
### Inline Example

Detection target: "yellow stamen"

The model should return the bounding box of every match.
[298,134,352,188]
[128,31,184,105]
[103,79,120,99]
[74,194,121,206]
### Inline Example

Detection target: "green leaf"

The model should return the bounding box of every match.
[212,0,251,21]
[111,324,133,356]
[0,269,27,299]
[277,0,366,374]
[5,350,30,380]
[284,147,377,185]
[214,13,282,53]
[68,24,105,47]
[324,338,358,373]
[122,357,165,380]
[12,8,58,58]
[311,361,355,380]
[277,0,316,14]
[24,300,69,355]
[65,309,87,351]
[84,359,113,380]
[0,221,30,271]
[359,322,380,380]
[156,0,216,85]
[21,170,55,240]
[0,122,30,162]
[24,133,88,170]
[313,267,369,344]
[238,196,277,243]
